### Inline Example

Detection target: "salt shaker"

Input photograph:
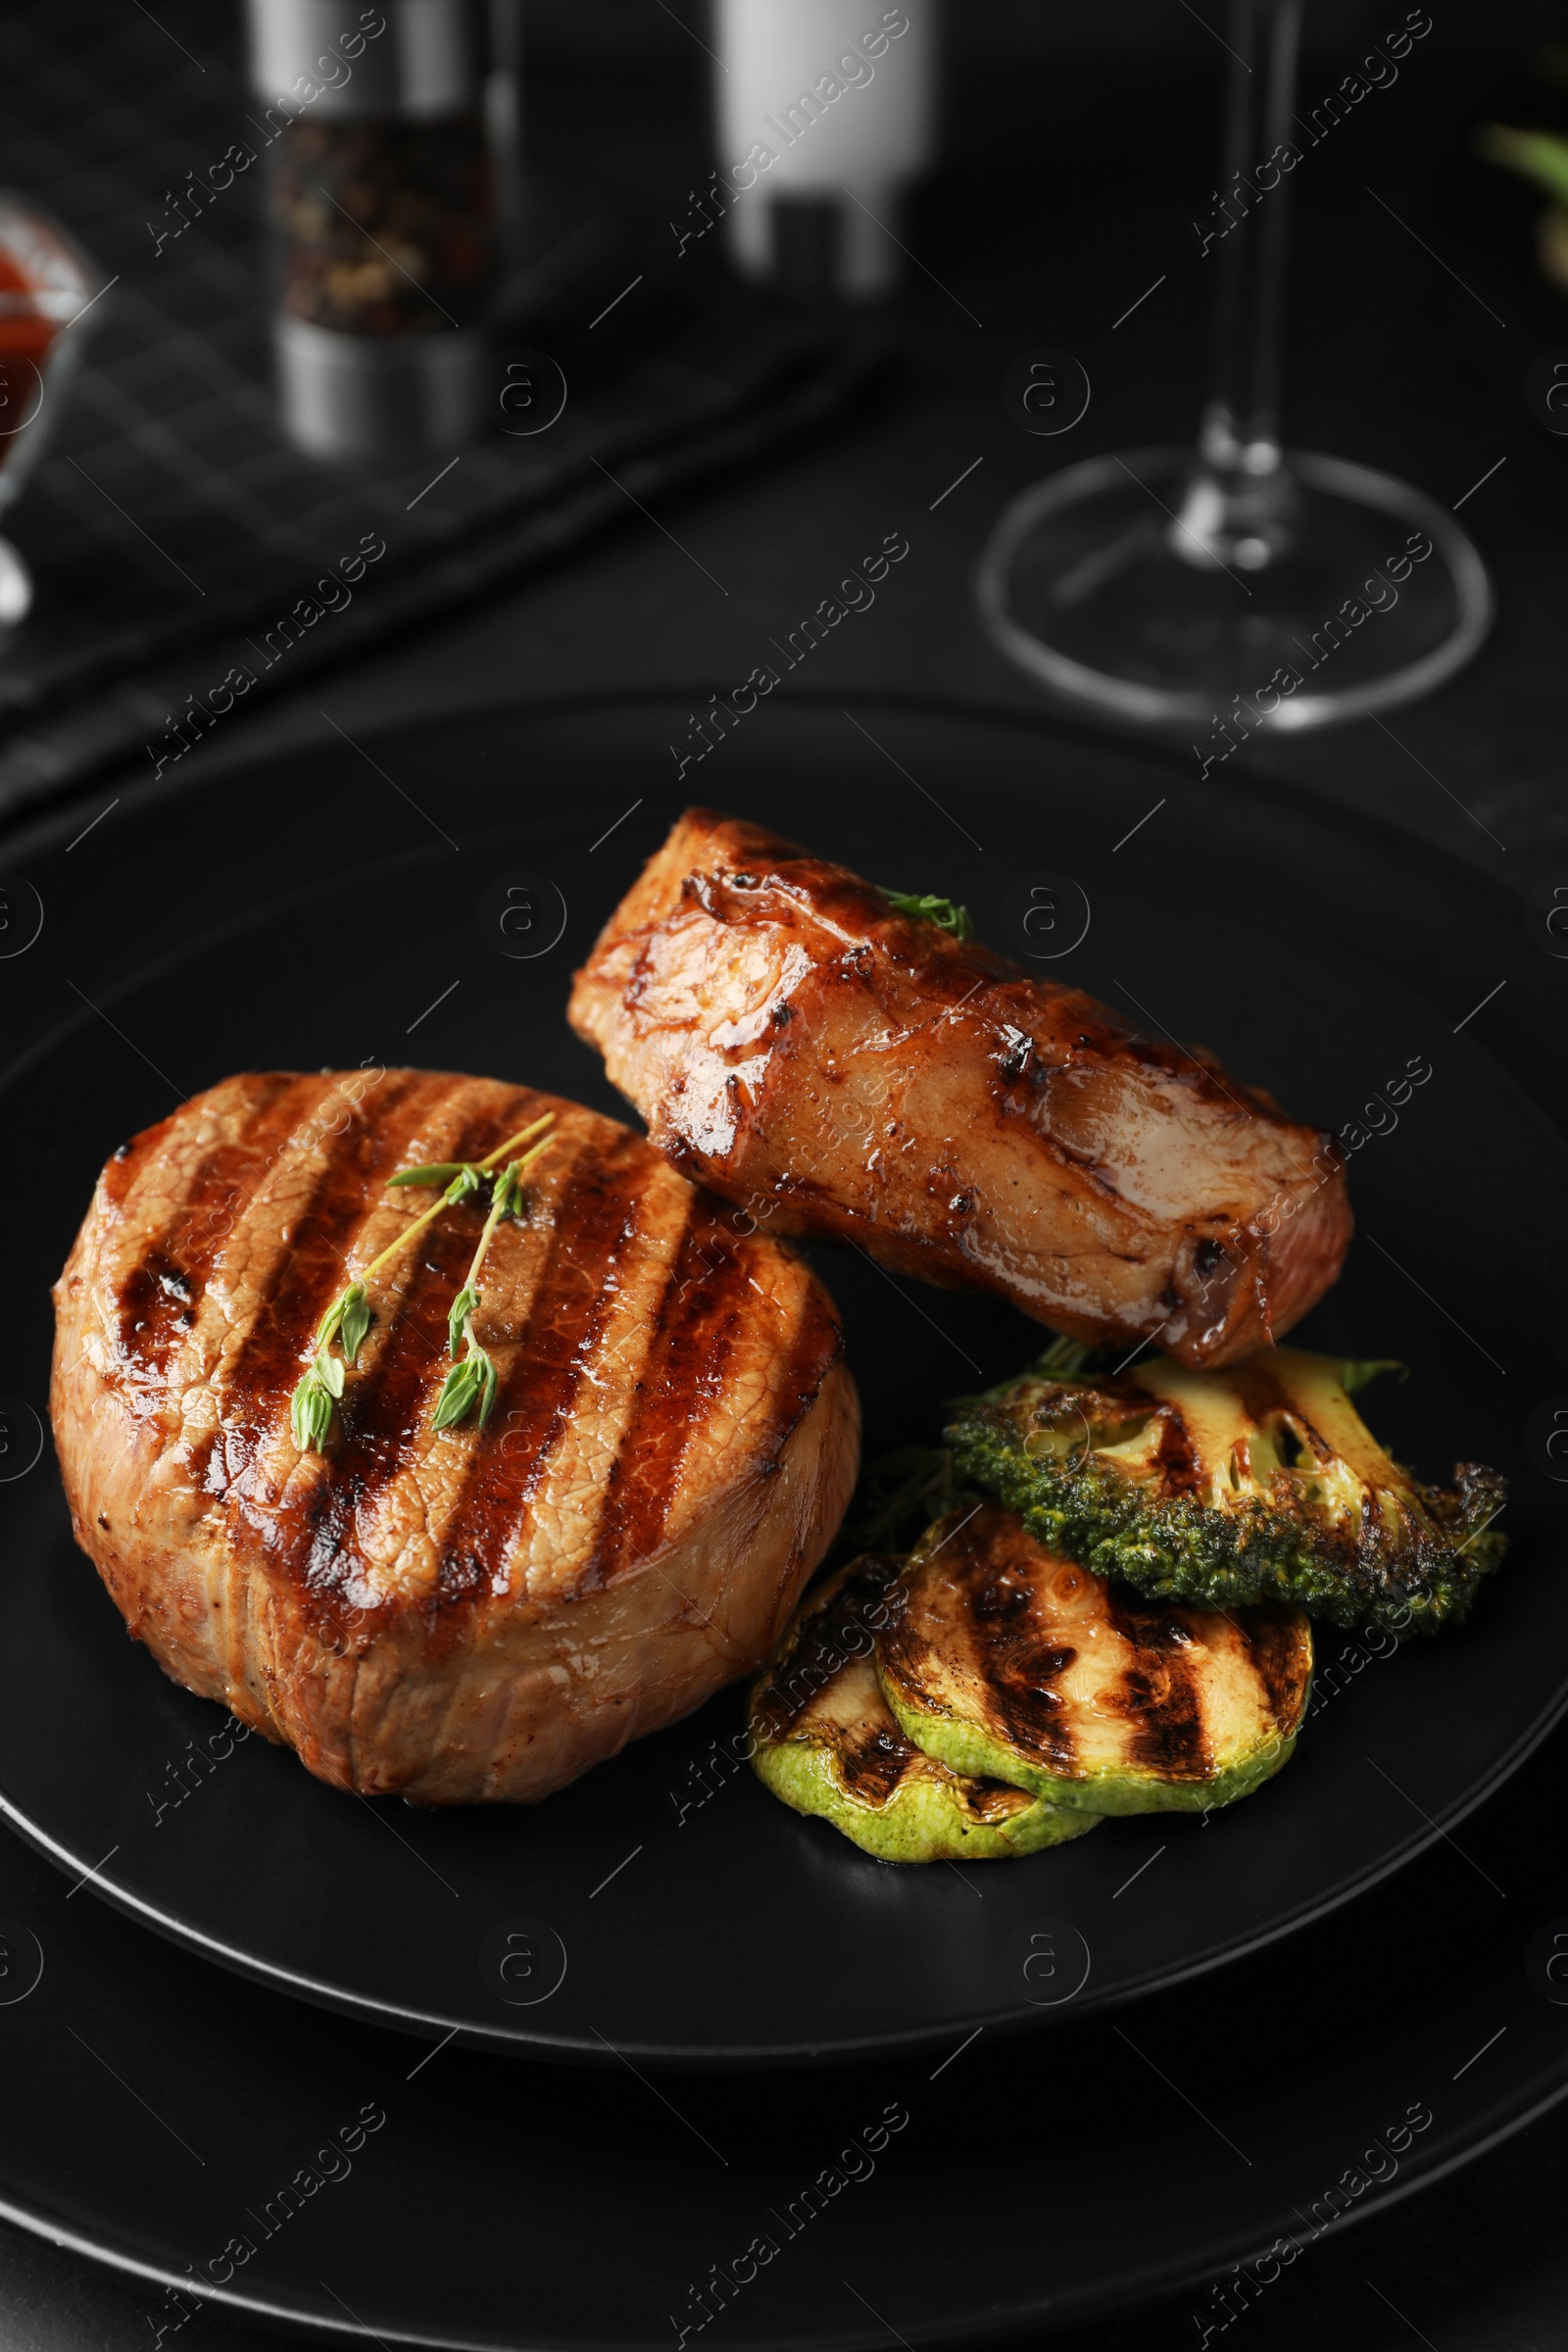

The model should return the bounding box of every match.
[247,0,513,463]
[710,0,937,299]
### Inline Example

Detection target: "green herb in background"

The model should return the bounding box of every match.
[1478,122,1568,206]
[1478,122,1568,292]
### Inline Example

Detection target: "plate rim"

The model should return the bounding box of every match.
[3,1658,1567,2070]
[0,2051,1562,2349]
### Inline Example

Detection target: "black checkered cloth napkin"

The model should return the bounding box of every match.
[0,4,881,820]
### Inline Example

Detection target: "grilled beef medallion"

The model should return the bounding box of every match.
[569,809,1353,1369]
[51,1070,859,1805]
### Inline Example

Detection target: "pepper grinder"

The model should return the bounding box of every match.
[247,0,514,464]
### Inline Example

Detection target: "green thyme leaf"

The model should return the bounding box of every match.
[316,1388,335,1446]
[431,1361,471,1429]
[291,1365,334,1452]
[315,1291,349,1351]
[292,1116,558,1455]
[448,1282,479,1360]
[387,1161,470,1189]
[338,1283,371,1365]
[492,1162,525,1222]
[310,1387,334,1450]
[880,888,973,941]
[433,1348,495,1432]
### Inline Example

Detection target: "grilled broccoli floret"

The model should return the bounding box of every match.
[945,1348,1506,1637]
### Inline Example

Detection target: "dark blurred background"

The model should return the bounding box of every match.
[1,2,1566,2346]
[0,0,1564,863]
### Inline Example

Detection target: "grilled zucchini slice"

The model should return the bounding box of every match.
[750,1554,1102,1862]
[877,1504,1312,1816]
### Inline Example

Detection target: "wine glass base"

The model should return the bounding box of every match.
[975,448,1494,740]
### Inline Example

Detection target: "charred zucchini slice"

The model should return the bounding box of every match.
[749,1554,1102,1862]
[946,1347,1506,1636]
[877,1504,1312,1816]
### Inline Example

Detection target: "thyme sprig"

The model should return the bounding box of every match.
[433,1145,548,1431]
[880,887,973,940]
[290,1111,555,1451]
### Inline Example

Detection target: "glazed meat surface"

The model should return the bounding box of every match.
[52,1070,858,1804]
[569,810,1352,1368]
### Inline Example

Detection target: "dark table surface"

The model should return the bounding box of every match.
[4,2,1567,2344]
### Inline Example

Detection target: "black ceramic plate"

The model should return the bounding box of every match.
[0,697,1562,2067]
[1,1678,1567,2348]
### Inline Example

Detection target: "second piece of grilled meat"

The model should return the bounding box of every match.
[569,810,1351,1368]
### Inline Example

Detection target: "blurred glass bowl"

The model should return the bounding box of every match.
[0,193,106,628]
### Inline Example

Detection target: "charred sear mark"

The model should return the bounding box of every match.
[964,1777,1037,1826]
[220,1071,434,1436]
[214,1077,500,1591]
[432,1140,657,1600]
[1104,1587,1210,1780]
[837,1717,916,1807]
[1152,1404,1201,1497]
[956,1554,1079,1771]
[100,1106,181,1209]
[755,1558,901,1740]
[1244,1610,1311,1732]
[113,1074,313,1373]
[592,1213,759,1584]
[966,1562,1033,1634]
[297,1201,480,1596]
[115,1252,198,1369]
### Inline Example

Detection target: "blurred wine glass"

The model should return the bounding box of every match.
[976,0,1492,744]
[0,194,105,630]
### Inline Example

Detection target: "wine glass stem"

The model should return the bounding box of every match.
[1177,0,1304,564]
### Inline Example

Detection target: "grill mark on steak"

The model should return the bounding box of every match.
[768,1293,846,1463]
[112,1073,308,1377]
[116,1252,197,1371]
[433,1130,656,1600]
[201,1072,480,1547]
[101,1108,180,1212]
[208,1071,439,1466]
[290,1173,490,1601]
[590,1206,757,1584]
[278,1085,558,1601]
